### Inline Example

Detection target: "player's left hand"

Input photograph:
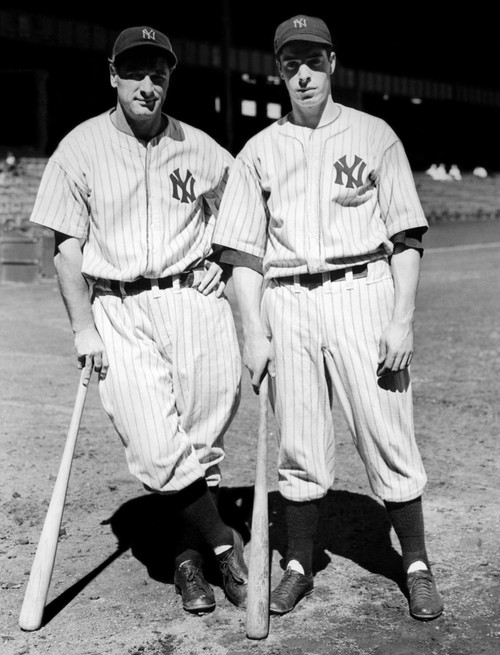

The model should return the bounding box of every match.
[198,261,227,297]
[377,320,414,377]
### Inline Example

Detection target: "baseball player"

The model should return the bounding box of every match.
[213,15,444,620]
[30,25,248,614]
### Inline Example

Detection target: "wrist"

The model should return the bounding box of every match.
[391,307,415,325]
[73,322,96,336]
[243,325,268,341]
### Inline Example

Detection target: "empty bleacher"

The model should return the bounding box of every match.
[0,156,48,229]
[414,171,500,223]
[0,156,51,282]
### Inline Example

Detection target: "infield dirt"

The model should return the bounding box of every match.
[1,220,500,655]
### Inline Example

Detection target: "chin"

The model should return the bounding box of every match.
[134,108,158,119]
[298,97,318,107]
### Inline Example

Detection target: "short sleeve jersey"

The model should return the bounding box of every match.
[213,104,428,279]
[30,110,234,281]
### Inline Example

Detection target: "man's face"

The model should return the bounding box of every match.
[277,42,335,109]
[110,50,171,121]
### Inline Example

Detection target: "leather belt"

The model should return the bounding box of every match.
[108,270,198,295]
[276,263,368,286]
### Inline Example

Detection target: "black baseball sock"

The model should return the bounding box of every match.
[284,498,322,575]
[175,484,221,567]
[176,478,233,553]
[384,496,430,573]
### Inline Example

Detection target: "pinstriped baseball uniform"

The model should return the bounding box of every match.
[30,110,241,493]
[214,103,428,503]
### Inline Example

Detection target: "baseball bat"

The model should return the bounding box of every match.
[19,368,92,631]
[246,374,270,640]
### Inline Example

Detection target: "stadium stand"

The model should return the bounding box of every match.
[413,171,500,223]
[0,156,53,282]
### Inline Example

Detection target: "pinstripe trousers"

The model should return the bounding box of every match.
[92,286,241,493]
[262,258,427,504]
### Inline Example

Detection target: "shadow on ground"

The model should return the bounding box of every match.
[41,487,404,628]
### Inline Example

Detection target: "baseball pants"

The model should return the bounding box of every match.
[262,258,427,503]
[92,283,241,493]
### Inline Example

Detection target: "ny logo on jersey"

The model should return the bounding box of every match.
[142,29,157,41]
[170,168,196,203]
[293,18,307,29]
[334,155,367,189]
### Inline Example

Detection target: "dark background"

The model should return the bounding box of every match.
[4,1,497,88]
[1,2,499,169]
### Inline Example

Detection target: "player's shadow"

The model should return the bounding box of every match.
[269,489,406,592]
[100,486,404,592]
[40,486,404,627]
[98,488,253,586]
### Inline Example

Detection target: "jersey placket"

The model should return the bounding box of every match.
[305,130,323,274]
[144,141,162,281]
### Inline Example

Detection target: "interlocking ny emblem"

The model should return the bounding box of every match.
[142,29,156,41]
[293,18,307,29]
[334,155,367,189]
[170,168,196,203]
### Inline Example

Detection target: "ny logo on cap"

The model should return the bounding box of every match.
[293,18,307,29]
[142,28,156,41]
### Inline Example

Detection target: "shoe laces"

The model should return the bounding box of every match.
[219,549,245,584]
[181,564,210,594]
[272,569,301,601]
[409,571,435,603]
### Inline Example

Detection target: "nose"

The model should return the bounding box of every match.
[138,75,155,94]
[297,64,311,85]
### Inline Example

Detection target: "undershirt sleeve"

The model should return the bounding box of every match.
[210,245,263,273]
[390,227,426,257]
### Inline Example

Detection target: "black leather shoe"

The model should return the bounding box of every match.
[174,560,216,614]
[270,568,314,615]
[407,570,444,620]
[216,529,248,607]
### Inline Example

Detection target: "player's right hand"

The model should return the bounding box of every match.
[74,326,109,383]
[243,332,275,394]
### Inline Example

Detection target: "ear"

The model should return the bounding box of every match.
[275,58,285,80]
[329,51,336,75]
[109,63,118,88]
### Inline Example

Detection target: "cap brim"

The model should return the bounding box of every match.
[112,43,177,67]
[275,34,333,54]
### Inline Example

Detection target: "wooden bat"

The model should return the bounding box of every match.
[19,368,91,631]
[246,374,270,640]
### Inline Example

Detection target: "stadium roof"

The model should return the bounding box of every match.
[1,1,499,91]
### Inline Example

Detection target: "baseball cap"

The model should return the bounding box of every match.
[274,15,333,55]
[109,26,177,68]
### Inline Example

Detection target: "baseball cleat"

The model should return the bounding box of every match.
[216,529,248,607]
[406,570,444,620]
[270,567,314,615]
[174,560,216,614]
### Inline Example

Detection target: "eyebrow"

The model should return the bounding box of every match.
[116,64,168,75]
[282,48,326,59]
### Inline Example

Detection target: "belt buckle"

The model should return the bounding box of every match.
[150,278,161,298]
[182,270,195,288]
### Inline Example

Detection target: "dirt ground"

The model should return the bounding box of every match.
[1,220,500,655]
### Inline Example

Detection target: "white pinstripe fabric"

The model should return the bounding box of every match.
[92,287,241,493]
[263,259,426,503]
[31,110,233,281]
[30,110,241,493]
[214,104,428,279]
[214,103,429,504]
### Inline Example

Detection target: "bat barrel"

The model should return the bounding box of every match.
[18,369,90,631]
[246,375,270,639]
